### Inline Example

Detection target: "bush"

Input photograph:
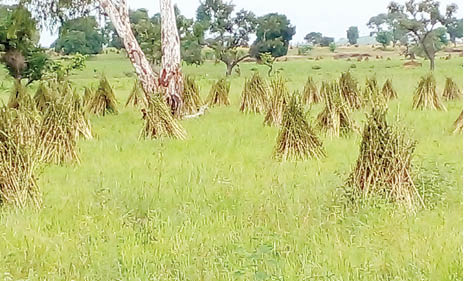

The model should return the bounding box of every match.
[329,43,336,52]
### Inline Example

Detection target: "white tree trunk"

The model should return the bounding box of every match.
[160,0,183,115]
[98,0,158,101]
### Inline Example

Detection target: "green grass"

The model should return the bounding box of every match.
[0,52,462,280]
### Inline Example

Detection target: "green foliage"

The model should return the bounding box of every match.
[346,26,359,45]
[376,31,393,48]
[304,32,323,45]
[329,42,336,52]
[250,13,295,59]
[297,44,312,55]
[0,5,49,84]
[54,16,104,55]
[48,53,87,82]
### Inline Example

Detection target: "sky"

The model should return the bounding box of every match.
[39,0,464,47]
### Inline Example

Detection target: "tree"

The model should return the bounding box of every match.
[0,4,49,84]
[320,36,334,47]
[388,0,459,70]
[376,31,393,49]
[196,0,257,76]
[304,32,323,45]
[249,13,295,61]
[441,4,463,46]
[367,13,389,33]
[346,26,359,45]
[55,16,104,55]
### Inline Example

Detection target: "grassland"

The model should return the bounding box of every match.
[0,50,462,280]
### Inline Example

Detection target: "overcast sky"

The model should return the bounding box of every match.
[39,0,463,47]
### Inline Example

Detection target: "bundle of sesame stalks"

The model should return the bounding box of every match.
[339,71,362,109]
[38,101,82,164]
[206,78,230,107]
[362,77,382,106]
[0,107,41,207]
[346,105,422,209]
[442,77,462,101]
[82,87,93,108]
[274,93,325,161]
[240,72,269,113]
[302,76,321,105]
[453,110,463,134]
[8,80,34,110]
[140,94,187,140]
[87,76,119,115]
[126,79,148,107]
[381,78,397,100]
[412,73,446,111]
[317,81,356,137]
[181,76,203,115]
[34,82,55,111]
[264,75,289,126]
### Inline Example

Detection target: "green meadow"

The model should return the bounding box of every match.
[0,52,462,280]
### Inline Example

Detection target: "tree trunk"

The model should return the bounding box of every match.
[160,0,183,115]
[226,63,234,76]
[98,0,158,101]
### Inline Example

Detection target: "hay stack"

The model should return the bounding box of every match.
[412,73,446,111]
[240,72,269,113]
[87,76,119,115]
[274,93,325,161]
[363,77,382,106]
[346,106,421,209]
[38,101,81,164]
[34,82,55,111]
[442,77,462,101]
[206,78,230,107]
[381,79,397,100]
[8,80,34,110]
[453,111,463,134]
[140,94,187,140]
[264,75,289,126]
[126,80,148,107]
[182,76,203,115]
[302,76,321,105]
[0,107,41,207]
[82,87,93,108]
[317,81,356,137]
[339,71,362,109]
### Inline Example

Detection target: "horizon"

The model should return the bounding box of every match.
[37,0,464,47]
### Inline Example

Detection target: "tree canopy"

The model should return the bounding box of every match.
[54,16,104,55]
[249,13,295,60]
[346,26,359,45]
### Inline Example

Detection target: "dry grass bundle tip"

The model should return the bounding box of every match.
[83,87,94,108]
[302,76,321,105]
[412,73,446,111]
[264,75,289,126]
[442,77,462,101]
[346,105,422,209]
[8,80,34,110]
[34,82,55,111]
[206,78,230,107]
[453,110,463,134]
[240,72,269,113]
[126,79,148,107]
[362,76,383,106]
[181,76,203,115]
[381,78,397,100]
[339,71,362,109]
[274,93,325,161]
[87,76,119,115]
[317,81,357,137]
[140,94,187,140]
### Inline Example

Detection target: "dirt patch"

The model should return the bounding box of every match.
[403,60,422,68]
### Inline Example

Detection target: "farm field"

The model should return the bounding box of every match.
[0,52,462,280]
